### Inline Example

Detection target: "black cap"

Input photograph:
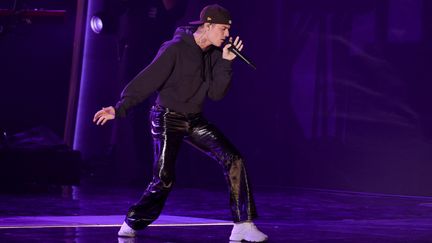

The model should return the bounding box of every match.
[189,4,232,25]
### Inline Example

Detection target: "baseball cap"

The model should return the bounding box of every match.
[189,4,232,25]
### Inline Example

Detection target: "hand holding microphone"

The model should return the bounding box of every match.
[223,36,256,70]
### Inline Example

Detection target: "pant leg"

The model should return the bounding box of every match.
[125,106,186,229]
[184,114,258,222]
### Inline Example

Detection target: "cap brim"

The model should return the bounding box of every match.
[188,20,204,25]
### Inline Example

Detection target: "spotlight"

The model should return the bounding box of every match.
[90,15,104,34]
[89,12,116,34]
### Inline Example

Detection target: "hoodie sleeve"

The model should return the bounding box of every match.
[114,43,177,118]
[207,50,233,101]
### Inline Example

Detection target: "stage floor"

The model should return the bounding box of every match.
[2,185,432,242]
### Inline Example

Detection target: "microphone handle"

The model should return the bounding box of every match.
[228,45,256,70]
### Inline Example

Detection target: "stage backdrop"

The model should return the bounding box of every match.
[195,0,432,195]
[0,0,75,137]
[2,0,432,196]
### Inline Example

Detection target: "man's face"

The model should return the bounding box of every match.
[207,23,230,47]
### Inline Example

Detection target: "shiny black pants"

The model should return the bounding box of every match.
[125,105,257,229]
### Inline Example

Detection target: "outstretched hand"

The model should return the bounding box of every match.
[223,36,243,61]
[93,106,115,125]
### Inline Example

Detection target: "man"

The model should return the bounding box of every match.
[93,4,268,242]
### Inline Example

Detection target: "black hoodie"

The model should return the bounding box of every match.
[114,26,233,117]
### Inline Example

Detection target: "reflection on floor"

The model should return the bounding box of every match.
[2,185,432,242]
[0,215,231,229]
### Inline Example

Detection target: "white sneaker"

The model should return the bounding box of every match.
[118,221,136,237]
[118,237,136,243]
[229,221,268,242]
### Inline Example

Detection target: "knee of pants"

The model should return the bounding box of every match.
[225,155,245,186]
[223,154,244,170]
[152,176,175,191]
[152,162,176,190]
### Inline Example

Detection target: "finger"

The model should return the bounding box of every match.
[236,40,242,49]
[233,36,239,45]
[229,37,233,43]
[94,110,105,121]
[96,116,105,125]
[238,44,244,52]
[101,118,108,125]
[93,111,102,122]
[224,43,232,51]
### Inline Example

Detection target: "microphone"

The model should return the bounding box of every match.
[227,42,256,70]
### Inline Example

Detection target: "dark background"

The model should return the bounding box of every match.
[2,0,432,195]
[0,0,75,136]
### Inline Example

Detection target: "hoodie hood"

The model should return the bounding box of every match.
[172,26,199,48]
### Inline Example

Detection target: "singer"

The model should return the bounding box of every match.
[93,4,267,242]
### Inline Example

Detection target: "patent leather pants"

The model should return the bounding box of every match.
[125,105,258,229]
